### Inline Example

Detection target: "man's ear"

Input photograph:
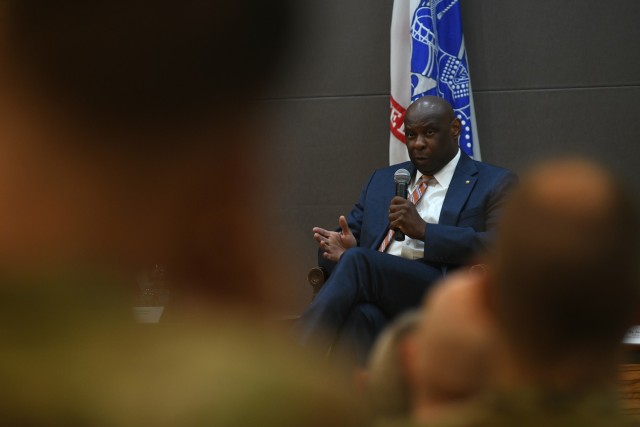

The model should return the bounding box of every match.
[450,118,462,139]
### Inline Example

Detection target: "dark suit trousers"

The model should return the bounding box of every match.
[291,247,443,363]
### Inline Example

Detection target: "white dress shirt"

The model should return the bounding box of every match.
[386,149,461,260]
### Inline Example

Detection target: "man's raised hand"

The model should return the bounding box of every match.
[389,196,427,240]
[313,215,357,262]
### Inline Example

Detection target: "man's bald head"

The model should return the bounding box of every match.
[417,272,493,400]
[403,96,460,176]
[490,158,640,362]
[405,96,456,123]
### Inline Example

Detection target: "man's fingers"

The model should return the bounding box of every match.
[389,198,411,212]
[391,218,407,232]
[338,216,351,235]
[389,196,408,205]
[389,204,409,217]
[313,233,330,246]
[312,227,331,238]
[322,250,339,262]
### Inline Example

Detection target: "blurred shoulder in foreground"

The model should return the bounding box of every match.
[0,273,365,426]
[0,1,367,425]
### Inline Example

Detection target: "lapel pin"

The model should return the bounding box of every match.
[465,180,470,184]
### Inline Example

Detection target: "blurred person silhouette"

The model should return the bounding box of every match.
[421,158,640,427]
[367,271,493,425]
[0,1,367,425]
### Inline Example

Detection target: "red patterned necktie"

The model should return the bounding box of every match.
[378,175,433,252]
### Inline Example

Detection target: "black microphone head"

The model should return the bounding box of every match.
[394,168,411,185]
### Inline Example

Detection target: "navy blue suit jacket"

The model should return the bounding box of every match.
[319,152,517,275]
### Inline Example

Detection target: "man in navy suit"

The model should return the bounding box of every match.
[292,96,516,365]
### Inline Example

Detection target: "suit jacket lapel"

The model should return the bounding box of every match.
[438,152,478,226]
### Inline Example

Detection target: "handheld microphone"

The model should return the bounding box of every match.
[393,169,411,241]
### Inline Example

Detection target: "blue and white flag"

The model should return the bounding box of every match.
[390,0,480,164]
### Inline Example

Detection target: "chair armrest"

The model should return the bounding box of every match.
[307,266,327,298]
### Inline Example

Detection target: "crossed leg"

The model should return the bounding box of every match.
[292,247,443,357]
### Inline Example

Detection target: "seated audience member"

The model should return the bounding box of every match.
[367,271,493,424]
[0,1,366,425]
[292,96,517,364]
[425,158,640,427]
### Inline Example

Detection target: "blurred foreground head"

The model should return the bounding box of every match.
[488,158,640,384]
[0,0,290,305]
[412,271,493,423]
[367,271,493,423]
[366,310,421,418]
[3,0,289,126]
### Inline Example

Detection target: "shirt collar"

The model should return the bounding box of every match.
[414,148,461,189]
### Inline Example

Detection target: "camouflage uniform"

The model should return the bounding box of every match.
[0,275,368,426]
[381,388,638,427]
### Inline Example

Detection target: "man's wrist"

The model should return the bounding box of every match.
[418,221,427,242]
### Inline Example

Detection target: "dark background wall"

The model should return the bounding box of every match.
[263,0,640,314]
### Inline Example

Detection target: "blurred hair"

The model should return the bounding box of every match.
[491,158,640,361]
[367,310,421,418]
[1,0,291,136]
